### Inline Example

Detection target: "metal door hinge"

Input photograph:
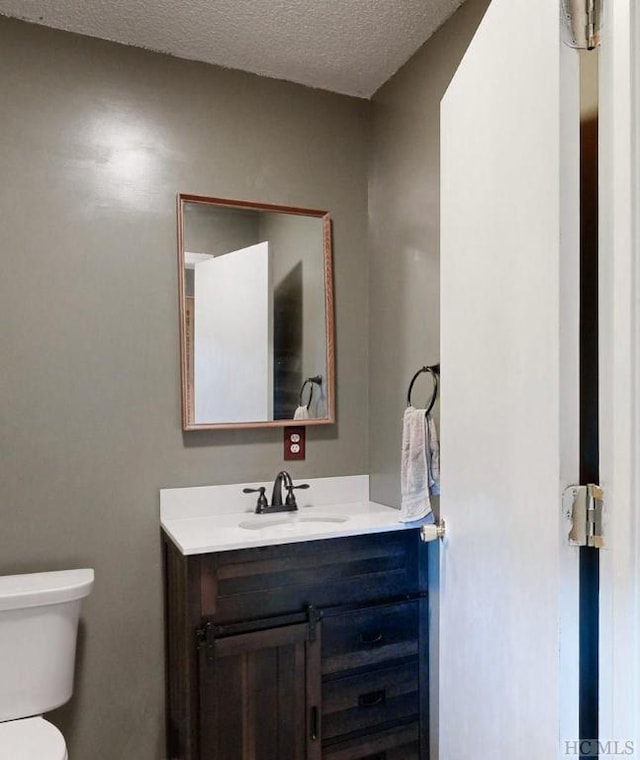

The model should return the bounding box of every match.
[561,0,603,50]
[564,484,604,548]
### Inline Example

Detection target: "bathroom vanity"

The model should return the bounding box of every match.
[161,477,429,760]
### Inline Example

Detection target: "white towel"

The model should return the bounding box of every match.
[293,405,311,420]
[400,407,440,522]
[427,414,440,496]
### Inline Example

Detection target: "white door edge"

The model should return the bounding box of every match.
[598,0,640,750]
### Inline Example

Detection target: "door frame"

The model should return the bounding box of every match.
[598,0,640,750]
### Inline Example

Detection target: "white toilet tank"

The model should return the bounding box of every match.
[0,568,94,722]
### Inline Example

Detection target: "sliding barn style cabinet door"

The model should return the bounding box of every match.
[439,0,581,756]
[198,622,322,760]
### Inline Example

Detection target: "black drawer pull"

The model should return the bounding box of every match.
[358,630,383,646]
[365,754,386,760]
[358,689,386,708]
[309,706,319,741]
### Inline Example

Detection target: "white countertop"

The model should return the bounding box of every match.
[160,475,423,555]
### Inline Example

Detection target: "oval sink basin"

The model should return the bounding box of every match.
[238,514,349,531]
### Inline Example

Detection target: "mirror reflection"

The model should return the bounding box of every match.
[178,195,334,429]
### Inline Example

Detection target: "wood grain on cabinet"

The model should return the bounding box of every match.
[321,722,421,759]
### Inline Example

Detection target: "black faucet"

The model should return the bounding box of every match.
[271,470,292,508]
[243,471,310,514]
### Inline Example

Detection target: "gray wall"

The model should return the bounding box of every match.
[368,0,491,508]
[183,204,260,258]
[0,16,369,759]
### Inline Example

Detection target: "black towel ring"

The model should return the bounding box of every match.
[299,375,323,410]
[407,363,440,415]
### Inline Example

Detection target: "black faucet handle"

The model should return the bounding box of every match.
[243,486,268,513]
[284,482,310,507]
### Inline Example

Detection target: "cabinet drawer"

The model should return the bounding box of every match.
[322,660,419,742]
[322,601,419,675]
[322,722,420,760]
[199,532,423,624]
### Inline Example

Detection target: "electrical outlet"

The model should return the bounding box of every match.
[284,426,306,460]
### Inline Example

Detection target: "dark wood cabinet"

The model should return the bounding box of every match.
[163,529,428,760]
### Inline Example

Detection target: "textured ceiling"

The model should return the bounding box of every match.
[0,0,464,98]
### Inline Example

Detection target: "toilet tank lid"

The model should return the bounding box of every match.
[0,569,94,611]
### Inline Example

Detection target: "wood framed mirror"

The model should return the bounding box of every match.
[177,193,335,430]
